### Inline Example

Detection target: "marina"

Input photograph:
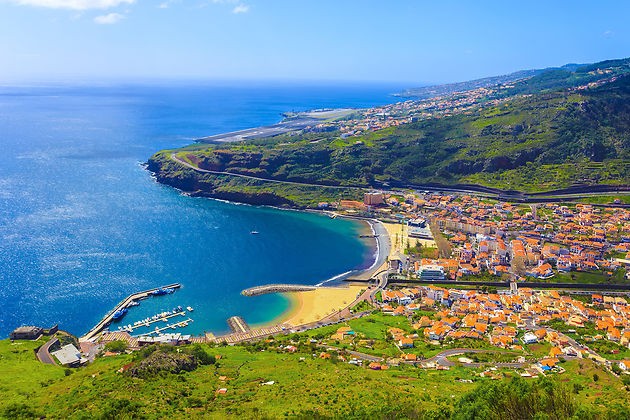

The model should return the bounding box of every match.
[140,318,193,336]
[115,307,190,334]
[80,283,181,342]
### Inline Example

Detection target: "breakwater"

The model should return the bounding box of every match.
[241,284,318,296]
[227,316,250,333]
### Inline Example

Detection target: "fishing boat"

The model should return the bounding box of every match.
[152,287,174,296]
[250,230,259,235]
[111,308,128,321]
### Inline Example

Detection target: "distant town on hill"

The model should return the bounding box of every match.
[149,57,630,209]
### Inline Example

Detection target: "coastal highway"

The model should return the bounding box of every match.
[169,154,628,206]
[170,153,362,190]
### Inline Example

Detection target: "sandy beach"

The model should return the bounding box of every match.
[280,285,365,326]
[263,219,437,331]
[259,218,395,330]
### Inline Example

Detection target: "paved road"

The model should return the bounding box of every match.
[422,348,548,369]
[36,337,58,365]
[170,155,630,209]
[318,344,384,363]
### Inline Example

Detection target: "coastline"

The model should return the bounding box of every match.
[276,285,365,327]
[249,291,301,330]
[254,215,387,330]
[147,137,389,336]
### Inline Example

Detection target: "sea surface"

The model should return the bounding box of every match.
[0,81,404,337]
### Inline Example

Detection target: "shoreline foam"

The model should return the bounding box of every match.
[259,217,386,330]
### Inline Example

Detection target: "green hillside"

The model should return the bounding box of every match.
[148,59,630,206]
[2,321,629,419]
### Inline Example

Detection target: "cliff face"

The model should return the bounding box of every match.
[147,154,202,192]
[146,153,300,208]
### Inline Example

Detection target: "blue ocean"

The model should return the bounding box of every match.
[0,81,404,338]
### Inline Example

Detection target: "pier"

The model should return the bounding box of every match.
[241,284,317,296]
[80,283,181,342]
[142,318,193,336]
[210,324,292,344]
[227,316,250,333]
[118,310,189,333]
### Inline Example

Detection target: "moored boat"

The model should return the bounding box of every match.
[112,308,128,321]
[151,287,175,296]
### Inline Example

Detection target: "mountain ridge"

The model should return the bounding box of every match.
[148,57,630,208]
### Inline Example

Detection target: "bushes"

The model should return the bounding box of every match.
[189,344,216,366]
[104,340,127,353]
[98,399,145,420]
[2,403,39,419]
[127,351,198,378]
[453,377,576,420]
[127,344,216,378]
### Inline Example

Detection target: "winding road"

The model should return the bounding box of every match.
[36,337,58,365]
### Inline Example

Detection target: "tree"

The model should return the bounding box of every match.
[453,377,576,420]
[104,340,127,353]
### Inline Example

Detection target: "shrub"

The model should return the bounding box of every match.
[3,403,39,419]
[104,340,128,353]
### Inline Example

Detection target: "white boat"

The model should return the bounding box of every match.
[186,306,194,312]
[250,230,260,235]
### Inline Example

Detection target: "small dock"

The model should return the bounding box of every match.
[142,318,193,336]
[227,316,250,333]
[80,283,181,342]
[118,311,188,333]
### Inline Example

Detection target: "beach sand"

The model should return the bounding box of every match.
[280,285,365,326]
[382,221,436,257]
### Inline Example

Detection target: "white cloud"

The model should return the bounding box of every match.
[158,0,179,8]
[93,11,124,23]
[232,3,248,13]
[9,0,134,10]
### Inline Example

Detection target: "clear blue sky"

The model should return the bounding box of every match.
[1,0,629,84]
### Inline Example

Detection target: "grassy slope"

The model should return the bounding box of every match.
[150,64,630,203]
[2,316,629,419]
